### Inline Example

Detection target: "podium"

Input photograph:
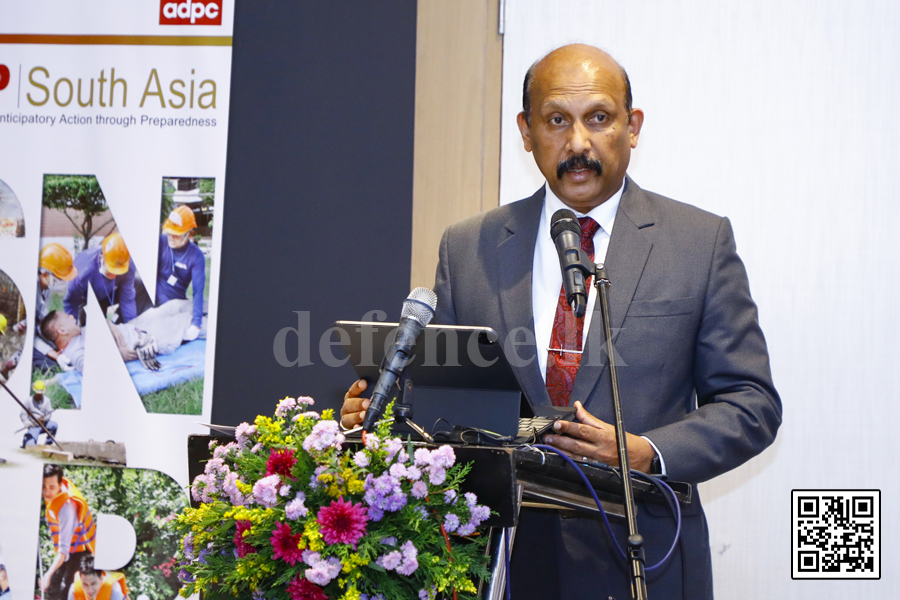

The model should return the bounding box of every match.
[187,436,690,599]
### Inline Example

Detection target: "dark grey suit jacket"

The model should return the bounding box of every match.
[431,178,781,599]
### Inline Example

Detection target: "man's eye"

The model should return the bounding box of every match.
[550,116,565,125]
[592,114,607,123]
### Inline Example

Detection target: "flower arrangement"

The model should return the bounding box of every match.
[173,397,492,600]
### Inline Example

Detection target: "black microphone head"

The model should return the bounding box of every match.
[550,209,581,239]
[401,287,437,326]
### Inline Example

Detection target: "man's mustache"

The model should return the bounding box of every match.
[557,155,602,179]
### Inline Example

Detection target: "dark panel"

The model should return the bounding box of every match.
[212,1,417,425]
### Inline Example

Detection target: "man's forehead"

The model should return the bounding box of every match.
[532,49,625,108]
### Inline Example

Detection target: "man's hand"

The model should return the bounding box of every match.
[340,379,369,429]
[543,401,656,473]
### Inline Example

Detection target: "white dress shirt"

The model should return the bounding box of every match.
[530,180,667,474]
[532,181,622,381]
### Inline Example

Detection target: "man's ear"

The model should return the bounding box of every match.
[628,108,644,148]
[516,112,533,153]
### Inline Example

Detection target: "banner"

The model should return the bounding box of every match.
[0,3,233,598]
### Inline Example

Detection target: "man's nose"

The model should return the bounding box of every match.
[567,119,591,154]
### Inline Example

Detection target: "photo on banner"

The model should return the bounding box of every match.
[33,175,215,414]
[35,463,185,600]
[0,268,26,382]
[0,178,25,238]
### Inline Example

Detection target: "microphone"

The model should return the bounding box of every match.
[361,287,438,432]
[550,209,589,318]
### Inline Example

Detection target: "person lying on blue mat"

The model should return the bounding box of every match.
[40,299,206,372]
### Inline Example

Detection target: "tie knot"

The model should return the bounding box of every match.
[578,216,600,242]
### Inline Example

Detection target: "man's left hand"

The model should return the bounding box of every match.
[543,401,656,473]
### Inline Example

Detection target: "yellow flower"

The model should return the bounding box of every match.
[321,408,335,420]
[339,584,361,600]
[348,479,364,494]
[304,519,325,551]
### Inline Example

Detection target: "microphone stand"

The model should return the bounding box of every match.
[564,256,647,600]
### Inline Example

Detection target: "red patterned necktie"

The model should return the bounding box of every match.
[545,216,600,407]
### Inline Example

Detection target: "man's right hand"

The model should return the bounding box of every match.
[340,379,369,429]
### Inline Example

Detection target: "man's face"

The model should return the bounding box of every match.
[81,573,102,599]
[56,312,81,338]
[167,231,190,249]
[42,475,61,501]
[99,262,116,280]
[517,46,643,212]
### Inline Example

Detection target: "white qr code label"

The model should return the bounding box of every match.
[792,489,880,579]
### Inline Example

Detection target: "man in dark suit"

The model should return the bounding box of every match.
[342,43,781,599]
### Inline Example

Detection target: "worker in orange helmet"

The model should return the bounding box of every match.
[64,233,137,326]
[67,555,128,600]
[21,243,79,371]
[41,464,96,600]
[157,205,205,341]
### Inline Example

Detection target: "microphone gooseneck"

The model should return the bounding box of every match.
[361,287,438,433]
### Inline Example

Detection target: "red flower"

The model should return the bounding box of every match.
[287,575,328,600]
[270,522,304,565]
[266,448,297,479]
[316,496,368,548]
[234,520,257,558]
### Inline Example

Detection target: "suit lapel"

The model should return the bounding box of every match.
[496,188,551,407]
[570,178,655,409]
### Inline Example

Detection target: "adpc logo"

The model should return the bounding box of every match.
[159,0,222,25]
[0,64,10,91]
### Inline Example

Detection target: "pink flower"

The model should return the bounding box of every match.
[234,521,256,557]
[287,575,328,600]
[316,496,368,548]
[266,449,297,479]
[270,522,305,565]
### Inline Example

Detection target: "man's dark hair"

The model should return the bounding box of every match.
[77,554,100,578]
[522,58,632,125]
[43,463,63,483]
[40,311,61,344]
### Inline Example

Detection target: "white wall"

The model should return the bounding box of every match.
[500,1,899,597]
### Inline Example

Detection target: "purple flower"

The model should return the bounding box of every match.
[182,533,195,560]
[302,421,345,453]
[386,491,407,512]
[297,396,315,407]
[302,552,342,586]
[310,465,328,489]
[251,442,263,453]
[280,484,292,497]
[235,422,257,446]
[178,568,194,584]
[376,550,402,571]
[223,472,245,505]
[413,448,432,466]
[364,435,380,450]
[252,474,282,508]
[471,504,490,525]
[444,490,457,505]
[381,537,397,547]
[427,466,446,485]
[457,522,476,536]
[396,540,419,576]
[353,451,369,468]
[275,396,297,417]
[286,492,308,520]
[444,514,459,532]
[411,481,428,499]
[204,457,225,476]
[431,445,456,468]
[464,492,478,509]
[385,438,403,461]
[389,463,407,479]
[406,466,422,481]
[396,450,409,464]
[368,506,384,521]
[413,506,428,520]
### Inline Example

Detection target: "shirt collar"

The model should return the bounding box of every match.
[542,178,624,235]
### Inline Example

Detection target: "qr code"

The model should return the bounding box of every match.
[792,489,880,579]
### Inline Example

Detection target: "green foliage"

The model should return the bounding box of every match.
[140,376,203,415]
[31,364,75,410]
[37,466,188,600]
[42,175,116,249]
